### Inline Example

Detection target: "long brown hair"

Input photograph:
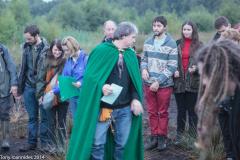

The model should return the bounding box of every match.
[180,21,202,55]
[46,39,65,69]
[195,40,240,149]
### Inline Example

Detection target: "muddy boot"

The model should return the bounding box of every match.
[157,136,167,151]
[144,136,158,150]
[1,121,10,151]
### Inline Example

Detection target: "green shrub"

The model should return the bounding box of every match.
[135,10,158,34]
[186,6,215,32]
[219,0,240,25]
[0,10,17,44]
[32,17,62,43]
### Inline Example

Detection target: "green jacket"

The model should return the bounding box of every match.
[173,40,201,93]
[67,42,144,160]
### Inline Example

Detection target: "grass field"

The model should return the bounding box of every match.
[8,31,215,65]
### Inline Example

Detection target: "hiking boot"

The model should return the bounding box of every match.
[157,136,167,151]
[19,143,37,152]
[144,136,158,150]
[174,134,182,145]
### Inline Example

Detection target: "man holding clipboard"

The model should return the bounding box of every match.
[67,22,144,160]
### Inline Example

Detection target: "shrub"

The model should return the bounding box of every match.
[186,6,215,32]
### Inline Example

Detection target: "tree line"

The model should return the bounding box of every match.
[0,0,240,46]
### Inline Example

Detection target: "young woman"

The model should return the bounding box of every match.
[36,39,68,152]
[173,21,202,141]
[61,36,88,122]
[195,40,240,160]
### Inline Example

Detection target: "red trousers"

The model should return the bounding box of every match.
[144,86,173,136]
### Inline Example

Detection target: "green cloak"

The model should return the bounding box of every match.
[66,42,144,160]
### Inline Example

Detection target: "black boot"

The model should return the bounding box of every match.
[157,136,167,151]
[144,136,158,150]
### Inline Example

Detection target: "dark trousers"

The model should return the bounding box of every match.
[175,92,198,135]
[47,102,68,147]
[218,109,235,158]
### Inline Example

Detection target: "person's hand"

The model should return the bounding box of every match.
[38,96,43,105]
[72,81,81,88]
[10,86,18,97]
[188,65,197,74]
[149,81,159,92]
[174,71,180,78]
[142,69,149,81]
[102,84,113,96]
[131,99,144,116]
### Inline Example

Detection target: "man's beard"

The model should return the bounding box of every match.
[28,39,37,46]
[153,31,164,37]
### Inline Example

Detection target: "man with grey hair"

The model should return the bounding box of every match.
[67,22,144,160]
[102,20,117,43]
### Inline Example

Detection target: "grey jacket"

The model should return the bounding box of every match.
[18,38,49,94]
[0,44,18,98]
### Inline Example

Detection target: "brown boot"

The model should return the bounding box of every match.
[144,136,158,150]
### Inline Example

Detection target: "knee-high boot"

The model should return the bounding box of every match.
[1,121,10,150]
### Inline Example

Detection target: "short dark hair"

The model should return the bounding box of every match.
[214,16,229,30]
[153,16,167,27]
[24,24,40,37]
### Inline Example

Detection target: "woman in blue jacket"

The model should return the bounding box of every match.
[61,36,88,122]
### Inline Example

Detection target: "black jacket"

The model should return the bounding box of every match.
[18,38,49,94]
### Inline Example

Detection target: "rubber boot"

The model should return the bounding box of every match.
[1,121,10,151]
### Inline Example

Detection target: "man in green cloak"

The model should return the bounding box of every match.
[67,22,144,160]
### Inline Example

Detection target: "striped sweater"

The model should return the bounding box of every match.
[141,33,178,88]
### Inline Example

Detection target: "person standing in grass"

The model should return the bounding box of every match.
[173,21,202,143]
[61,36,88,122]
[67,22,144,160]
[141,16,178,151]
[0,44,18,151]
[195,40,240,160]
[36,39,68,152]
[211,16,236,160]
[18,24,50,152]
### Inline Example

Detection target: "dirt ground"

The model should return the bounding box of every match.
[0,95,196,160]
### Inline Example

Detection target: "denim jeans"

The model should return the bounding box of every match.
[68,96,78,122]
[91,106,132,160]
[0,96,11,121]
[23,86,50,146]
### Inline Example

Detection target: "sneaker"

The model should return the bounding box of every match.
[157,136,167,151]
[19,143,37,152]
[144,136,158,150]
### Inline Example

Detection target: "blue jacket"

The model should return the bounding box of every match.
[0,44,18,97]
[53,50,88,94]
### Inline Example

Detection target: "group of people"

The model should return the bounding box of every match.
[0,14,240,160]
